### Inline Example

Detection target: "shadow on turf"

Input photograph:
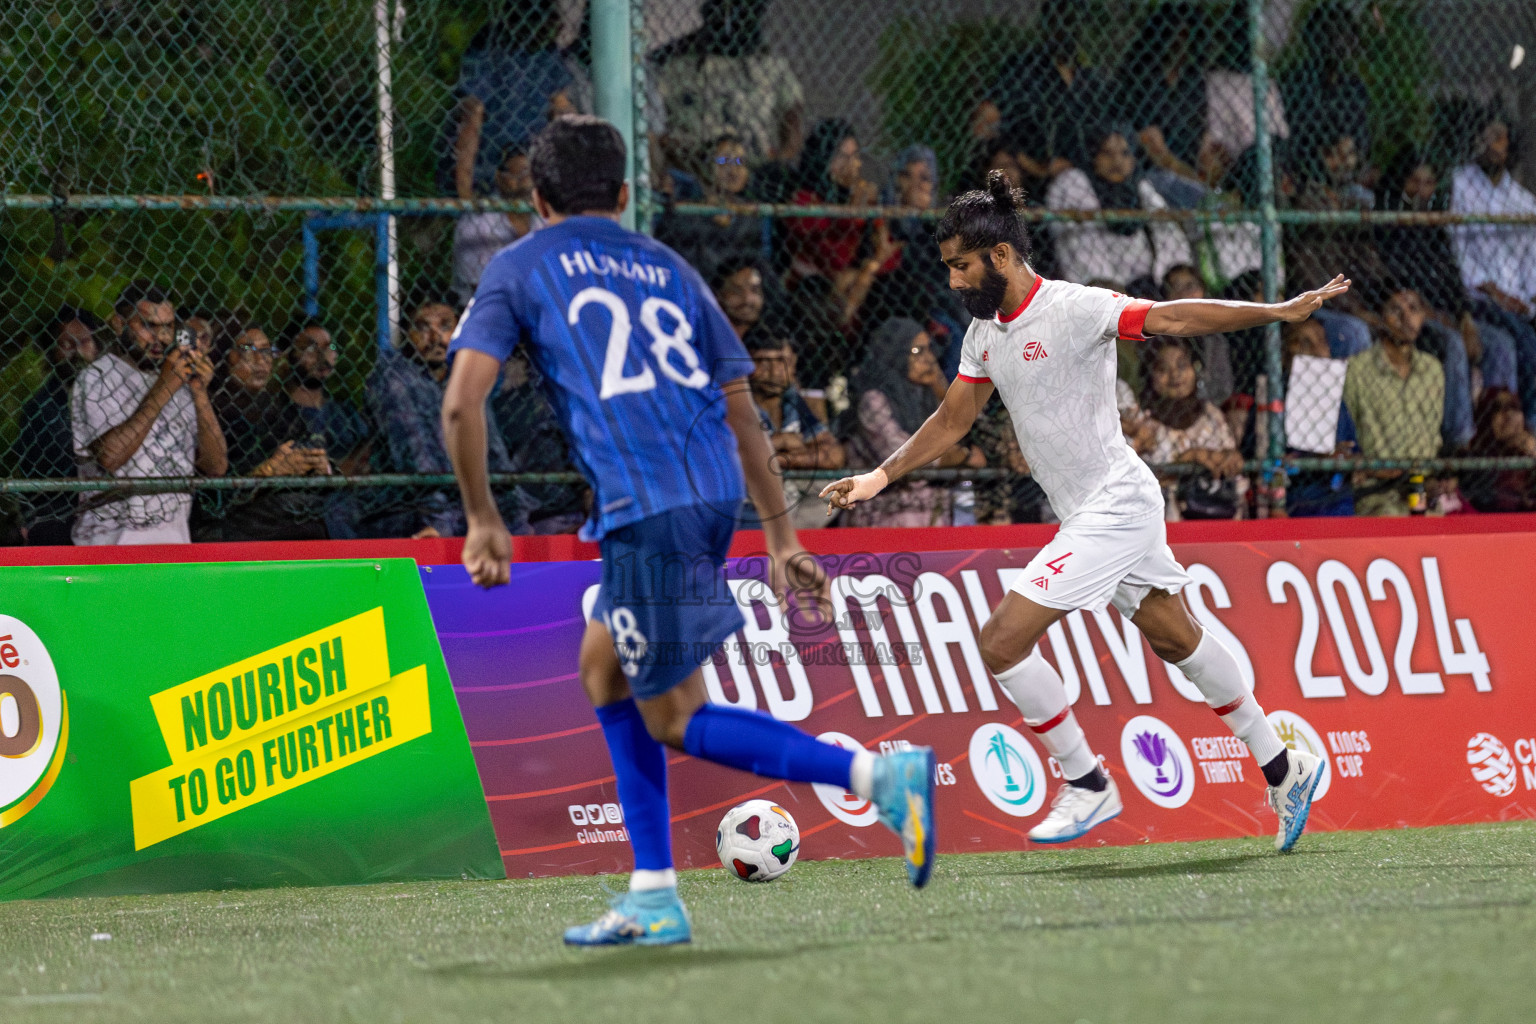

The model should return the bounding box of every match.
[986,852,1271,881]
[422,942,849,982]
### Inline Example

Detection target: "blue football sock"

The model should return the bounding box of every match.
[594,698,673,872]
[682,703,855,789]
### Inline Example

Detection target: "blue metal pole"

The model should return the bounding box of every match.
[592,0,636,230]
[302,216,321,318]
[374,212,392,353]
[1249,0,1285,462]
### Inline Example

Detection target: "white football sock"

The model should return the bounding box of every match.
[629,868,677,892]
[849,749,876,801]
[995,649,1099,780]
[1176,631,1286,767]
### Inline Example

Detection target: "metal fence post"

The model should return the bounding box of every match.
[373,0,401,351]
[593,0,637,231]
[629,0,653,234]
[1248,0,1286,469]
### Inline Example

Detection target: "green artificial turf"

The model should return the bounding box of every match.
[2,822,1532,1023]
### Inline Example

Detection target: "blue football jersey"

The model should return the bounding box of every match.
[448,216,752,541]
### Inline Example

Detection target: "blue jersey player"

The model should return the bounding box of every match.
[442,116,936,946]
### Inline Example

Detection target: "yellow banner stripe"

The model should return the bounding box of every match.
[130,665,431,850]
[149,607,391,763]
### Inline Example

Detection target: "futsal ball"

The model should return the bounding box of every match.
[716,800,800,881]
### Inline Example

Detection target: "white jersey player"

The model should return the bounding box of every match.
[822,172,1349,852]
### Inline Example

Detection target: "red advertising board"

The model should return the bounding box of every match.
[426,528,1536,879]
[10,519,1534,879]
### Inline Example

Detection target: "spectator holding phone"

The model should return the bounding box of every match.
[204,324,330,541]
[1139,336,1244,520]
[280,319,372,477]
[70,281,227,545]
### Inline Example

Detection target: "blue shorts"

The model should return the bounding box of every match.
[590,504,746,700]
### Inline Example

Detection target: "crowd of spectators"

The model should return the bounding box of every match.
[651,0,1536,523]
[6,281,563,546]
[8,0,1536,545]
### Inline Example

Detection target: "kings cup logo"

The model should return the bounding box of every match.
[1120,715,1194,808]
[1266,709,1331,802]
[0,616,68,828]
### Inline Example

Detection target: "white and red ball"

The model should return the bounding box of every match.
[716,800,800,882]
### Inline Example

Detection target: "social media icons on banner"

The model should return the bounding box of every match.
[1267,709,1330,801]
[0,616,67,826]
[1119,715,1194,808]
[811,731,879,826]
[966,724,1046,817]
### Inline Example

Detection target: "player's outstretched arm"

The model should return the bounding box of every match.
[1144,274,1352,337]
[819,376,994,512]
[443,348,512,588]
[723,377,830,614]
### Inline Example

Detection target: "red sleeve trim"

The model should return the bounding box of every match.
[1117,299,1155,341]
[956,373,991,384]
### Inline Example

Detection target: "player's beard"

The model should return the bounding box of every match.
[956,256,1011,320]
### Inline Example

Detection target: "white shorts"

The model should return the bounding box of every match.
[1008,513,1190,619]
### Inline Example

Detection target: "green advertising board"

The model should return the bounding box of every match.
[0,558,504,900]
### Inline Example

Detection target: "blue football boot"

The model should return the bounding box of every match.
[563,886,692,946]
[871,747,938,888]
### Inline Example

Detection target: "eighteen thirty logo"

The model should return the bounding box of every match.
[127,608,434,849]
[1119,715,1194,808]
[967,723,1046,817]
[1467,732,1517,797]
[811,731,879,826]
[0,616,68,828]
[1021,340,1048,362]
[1266,709,1331,802]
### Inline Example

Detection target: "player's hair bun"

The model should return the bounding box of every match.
[985,170,1017,212]
[936,166,1034,262]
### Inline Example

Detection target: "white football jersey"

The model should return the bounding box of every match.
[957,276,1165,523]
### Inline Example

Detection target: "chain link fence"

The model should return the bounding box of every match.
[3,0,1536,544]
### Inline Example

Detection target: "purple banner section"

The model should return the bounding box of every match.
[422,534,1531,881]
[419,562,605,871]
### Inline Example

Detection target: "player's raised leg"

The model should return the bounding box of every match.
[636,668,935,889]
[979,591,1123,844]
[562,620,691,947]
[1131,587,1324,851]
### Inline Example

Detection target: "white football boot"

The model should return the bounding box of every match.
[1267,748,1325,852]
[1028,777,1123,844]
